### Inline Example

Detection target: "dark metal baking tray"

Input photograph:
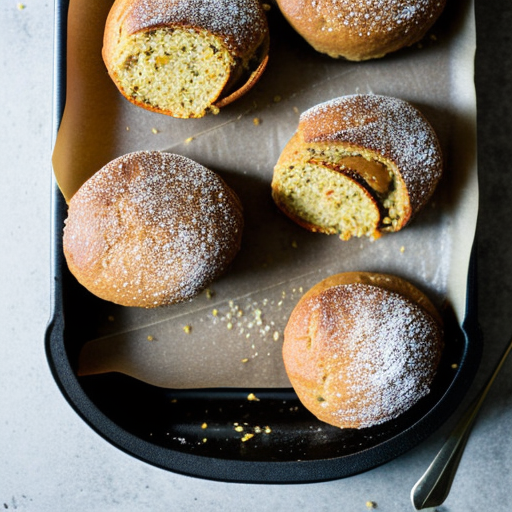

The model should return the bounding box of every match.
[45,0,482,483]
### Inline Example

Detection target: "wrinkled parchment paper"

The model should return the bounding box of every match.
[52,0,478,388]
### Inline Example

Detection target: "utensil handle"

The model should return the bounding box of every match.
[411,335,512,510]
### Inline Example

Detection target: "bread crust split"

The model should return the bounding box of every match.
[63,151,244,308]
[276,0,447,61]
[103,0,270,118]
[283,271,444,429]
[271,94,443,241]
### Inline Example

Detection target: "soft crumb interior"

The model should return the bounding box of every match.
[306,148,408,232]
[274,163,381,240]
[112,27,235,118]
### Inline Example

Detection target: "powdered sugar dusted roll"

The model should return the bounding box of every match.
[271,94,443,241]
[282,272,444,429]
[63,151,244,308]
[276,0,447,61]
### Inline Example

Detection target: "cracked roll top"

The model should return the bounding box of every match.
[271,94,443,241]
[102,0,270,118]
[63,151,244,308]
[282,272,444,429]
[276,0,447,61]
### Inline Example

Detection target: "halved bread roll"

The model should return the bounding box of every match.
[271,94,443,240]
[102,0,269,118]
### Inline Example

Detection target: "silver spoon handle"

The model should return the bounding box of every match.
[411,334,512,510]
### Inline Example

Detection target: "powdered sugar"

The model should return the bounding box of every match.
[64,151,243,307]
[303,282,442,428]
[288,0,443,37]
[125,0,268,56]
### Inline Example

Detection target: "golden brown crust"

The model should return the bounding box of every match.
[102,0,269,117]
[63,151,244,308]
[283,272,444,429]
[276,0,447,61]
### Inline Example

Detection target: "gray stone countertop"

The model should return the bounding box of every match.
[1,0,511,510]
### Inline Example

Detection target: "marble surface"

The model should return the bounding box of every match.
[1,1,511,511]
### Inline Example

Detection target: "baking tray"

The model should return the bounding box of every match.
[45,0,482,482]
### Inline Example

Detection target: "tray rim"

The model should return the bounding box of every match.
[45,0,483,483]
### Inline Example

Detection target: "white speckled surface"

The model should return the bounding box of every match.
[1,1,511,511]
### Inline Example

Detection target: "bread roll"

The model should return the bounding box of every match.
[283,272,444,429]
[63,151,244,308]
[102,0,269,118]
[276,0,447,61]
[271,94,443,241]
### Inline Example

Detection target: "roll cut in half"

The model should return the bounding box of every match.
[63,151,244,308]
[102,0,270,118]
[271,94,443,241]
[282,272,444,429]
[276,0,447,61]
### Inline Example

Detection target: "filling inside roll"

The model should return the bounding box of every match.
[272,148,409,240]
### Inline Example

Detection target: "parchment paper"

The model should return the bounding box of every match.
[52,0,478,388]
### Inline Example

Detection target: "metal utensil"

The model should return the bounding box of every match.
[411,333,512,510]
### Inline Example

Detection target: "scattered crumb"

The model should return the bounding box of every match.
[202,438,207,443]
[430,34,438,41]
[234,425,244,432]
[451,363,458,369]
[262,3,271,10]
[151,127,158,134]
[241,433,254,442]
[205,288,213,299]
[211,106,220,115]
[273,331,280,341]
[201,423,208,429]
[400,245,405,253]
[273,95,282,103]
[264,426,272,434]
[366,501,377,509]
[147,335,154,341]
[126,126,130,131]
[184,136,194,144]
[183,325,191,334]
[293,106,300,114]
[17,3,25,10]
[108,315,115,322]
[241,358,249,363]
[227,322,233,330]
[291,240,298,249]
[253,117,261,126]
[212,309,218,317]
[247,393,260,402]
